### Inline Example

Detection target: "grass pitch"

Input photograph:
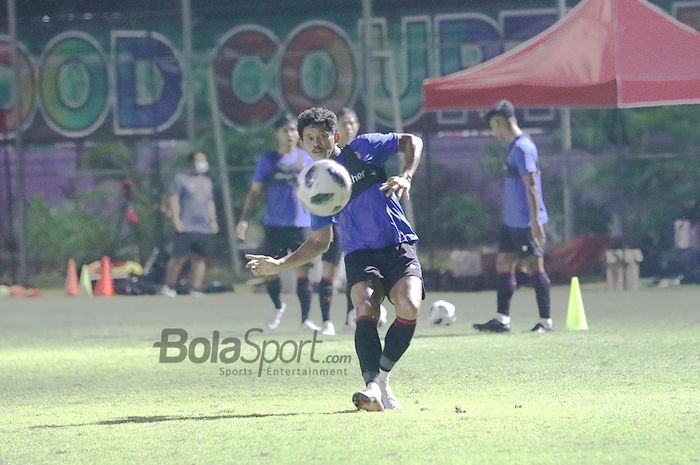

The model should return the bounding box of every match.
[1,283,699,465]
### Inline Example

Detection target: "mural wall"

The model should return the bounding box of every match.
[0,1,695,141]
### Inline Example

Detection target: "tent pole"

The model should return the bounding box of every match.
[8,0,28,283]
[561,107,573,241]
[375,49,416,227]
[181,0,196,148]
[361,0,375,131]
[557,0,574,241]
[207,67,242,279]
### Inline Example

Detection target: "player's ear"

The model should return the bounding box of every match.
[334,131,341,143]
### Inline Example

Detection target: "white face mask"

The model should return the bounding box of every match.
[194,160,209,174]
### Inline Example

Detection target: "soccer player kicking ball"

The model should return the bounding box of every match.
[246,107,424,412]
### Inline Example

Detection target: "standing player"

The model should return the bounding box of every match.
[161,150,218,297]
[246,107,424,412]
[337,107,360,147]
[237,114,320,332]
[473,100,552,333]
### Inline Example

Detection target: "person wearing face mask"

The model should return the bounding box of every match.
[161,150,219,298]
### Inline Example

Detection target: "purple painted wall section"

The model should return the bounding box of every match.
[0,142,183,245]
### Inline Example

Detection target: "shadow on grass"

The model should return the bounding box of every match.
[30,410,358,429]
[413,332,479,339]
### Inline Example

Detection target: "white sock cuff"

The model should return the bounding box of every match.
[495,313,511,324]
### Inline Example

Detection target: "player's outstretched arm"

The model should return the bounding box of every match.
[379,133,423,200]
[236,182,264,240]
[245,225,333,276]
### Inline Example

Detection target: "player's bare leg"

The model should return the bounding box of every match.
[189,255,206,296]
[161,256,187,297]
[377,275,422,409]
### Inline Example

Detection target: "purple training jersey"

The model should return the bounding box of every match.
[502,135,548,228]
[310,133,418,253]
[252,148,312,227]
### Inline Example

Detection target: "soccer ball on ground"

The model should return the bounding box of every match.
[297,159,352,217]
[429,300,457,325]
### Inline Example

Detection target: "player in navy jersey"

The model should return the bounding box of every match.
[237,114,321,332]
[473,100,552,333]
[246,107,424,411]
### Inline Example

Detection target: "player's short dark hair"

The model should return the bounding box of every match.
[484,99,515,122]
[273,113,297,130]
[297,107,337,137]
[187,150,205,163]
[336,107,358,120]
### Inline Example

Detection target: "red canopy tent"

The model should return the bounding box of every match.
[422,0,700,241]
[423,0,700,110]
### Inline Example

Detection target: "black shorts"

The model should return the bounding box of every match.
[344,243,423,298]
[261,226,309,259]
[322,224,343,265]
[172,232,215,258]
[498,224,545,257]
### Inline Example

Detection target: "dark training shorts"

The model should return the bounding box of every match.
[344,242,424,298]
[498,224,545,257]
[172,232,215,258]
[261,226,309,259]
[322,224,343,265]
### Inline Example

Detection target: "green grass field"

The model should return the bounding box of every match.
[1,284,699,465]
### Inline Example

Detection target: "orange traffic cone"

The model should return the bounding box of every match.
[65,258,79,296]
[94,256,115,297]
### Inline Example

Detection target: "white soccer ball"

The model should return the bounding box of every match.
[429,300,457,325]
[297,159,352,217]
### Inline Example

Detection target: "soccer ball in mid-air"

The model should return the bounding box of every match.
[429,300,457,325]
[347,304,388,329]
[297,159,352,217]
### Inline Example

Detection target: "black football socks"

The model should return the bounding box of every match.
[319,278,334,322]
[380,316,417,372]
[355,316,382,385]
[266,278,283,309]
[497,272,517,316]
[297,277,312,322]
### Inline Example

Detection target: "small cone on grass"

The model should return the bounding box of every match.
[79,265,93,297]
[65,258,79,296]
[566,276,588,330]
[94,256,115,297]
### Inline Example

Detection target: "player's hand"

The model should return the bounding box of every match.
[236,221,248,240]
[210,220,220,234]
[531,221,545,247]
[245,254,282,276]
[380,175,412,200]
